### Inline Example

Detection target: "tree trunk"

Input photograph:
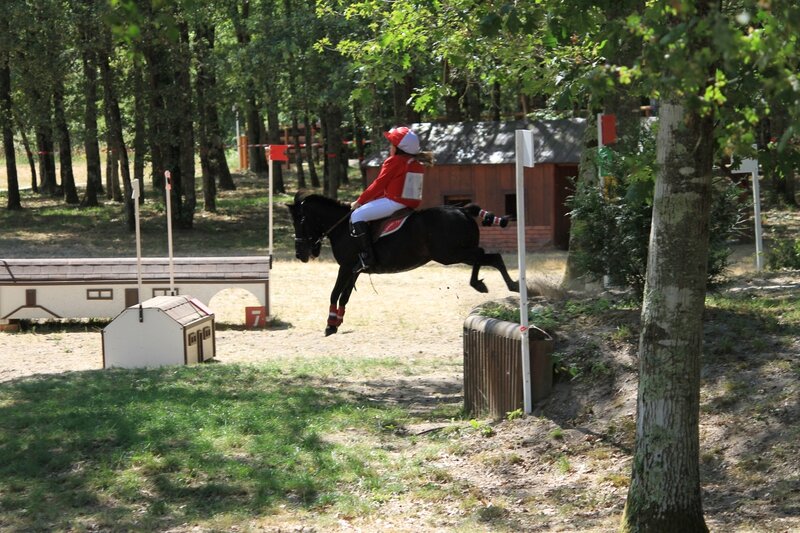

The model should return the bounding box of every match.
[17,121,38,194]
[99,43,134,228]
[1,40,21,210]
[353,102,367,187]
[54,80,79,204]
[34,97,58,197]
[132,60,146,203]
[266,104,285,193]
[620,100,711,533]
[322,103,345,199]
[491,80,501,121]
[81,46,102,207]
[304,112,319,187]
[176,20,196,229]
[291,113,306,188]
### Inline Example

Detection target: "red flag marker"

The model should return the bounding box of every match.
[269,145,289,162]
[600,114,617,145]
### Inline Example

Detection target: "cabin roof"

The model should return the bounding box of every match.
[0,256,270,284]
[364,119,586,167]
[140,295,213,326]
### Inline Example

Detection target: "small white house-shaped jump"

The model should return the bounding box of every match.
[102,295,216,369]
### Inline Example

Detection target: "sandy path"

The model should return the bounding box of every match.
[1,257,561,383]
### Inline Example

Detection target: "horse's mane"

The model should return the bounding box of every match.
[295,190,350,211]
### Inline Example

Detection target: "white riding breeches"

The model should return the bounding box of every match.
[351,197,406,223]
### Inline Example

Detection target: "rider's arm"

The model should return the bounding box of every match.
[356,155,402,205]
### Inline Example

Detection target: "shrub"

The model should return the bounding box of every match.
[767,238,800,270]
[568,125,748,298]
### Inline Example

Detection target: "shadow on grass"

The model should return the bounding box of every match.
[0,364,404,531]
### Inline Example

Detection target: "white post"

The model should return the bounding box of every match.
[132,179,144,320]
[267,146,274,321]
[733,156,762,271]
[752,166,764,271]
[164,170,176,295]
[268,148,274,257]
[516,129,535,414]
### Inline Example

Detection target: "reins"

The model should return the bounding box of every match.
[302,200,352,248]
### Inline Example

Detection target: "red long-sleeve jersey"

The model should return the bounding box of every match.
[357,154,425,209]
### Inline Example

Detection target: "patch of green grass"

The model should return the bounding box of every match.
[0,359,460,531]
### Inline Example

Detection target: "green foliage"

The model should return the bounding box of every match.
[568,125,749,297]
[767,238,800,270]
[468,419,495,437]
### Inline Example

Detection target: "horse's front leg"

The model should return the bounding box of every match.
[325,267,357,336]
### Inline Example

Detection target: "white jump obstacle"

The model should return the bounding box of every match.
[0,256,270,322]
[102,295,216,369]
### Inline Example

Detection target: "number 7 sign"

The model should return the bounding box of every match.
[245,306,268,328]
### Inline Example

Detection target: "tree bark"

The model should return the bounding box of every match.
[291,113,306,188]
[17,121,38,194]
[620,100,711,533]
[54,80,79,204]
[99,43,134,228]
[80,45,102,207]
[34,92,58,197]
[304,112,319,188]
[175,20,196,229]
[132,60,146,203]
[266,103,285,193]
[1,38,21,210]
[322,102,345,199]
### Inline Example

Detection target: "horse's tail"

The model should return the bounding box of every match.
[462,203,509,228]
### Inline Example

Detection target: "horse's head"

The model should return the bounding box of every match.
[287,194,322,262]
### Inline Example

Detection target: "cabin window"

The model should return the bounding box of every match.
[87,289,113,301]
[505,194,517,220]
[203,326,211,339]
[188,332,197,346]
[444,194,472,207]
[153,288,178,297]
[26,289,37,306]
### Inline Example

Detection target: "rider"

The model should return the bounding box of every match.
[350,126,430,273]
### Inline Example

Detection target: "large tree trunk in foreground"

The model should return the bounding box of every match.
[620,100,711,532]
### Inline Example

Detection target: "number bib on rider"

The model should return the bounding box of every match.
[402,171,423,200]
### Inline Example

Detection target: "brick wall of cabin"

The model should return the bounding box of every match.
[479,224,552,253]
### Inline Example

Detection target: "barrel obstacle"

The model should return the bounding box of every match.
[0,256,270,326]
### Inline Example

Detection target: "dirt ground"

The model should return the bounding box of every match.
[0,257,546,384]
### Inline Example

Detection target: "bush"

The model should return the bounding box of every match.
[568,125,748,298]
[767,238,800,270]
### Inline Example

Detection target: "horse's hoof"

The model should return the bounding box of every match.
[325,326,338,336]
[510,282,520,293]
[472,280,489,293]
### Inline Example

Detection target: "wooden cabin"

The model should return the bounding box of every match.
[102,295,216,369]
[363,119,586,251]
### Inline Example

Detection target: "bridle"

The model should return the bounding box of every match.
[295,199,352,251]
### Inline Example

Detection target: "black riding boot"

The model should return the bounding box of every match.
[351,221,374,274]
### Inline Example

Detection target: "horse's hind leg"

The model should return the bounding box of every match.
[467,249,519,293]
[483,252,520,292]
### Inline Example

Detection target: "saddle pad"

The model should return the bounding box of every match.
[371,208,414,240]
[378,216,409,238]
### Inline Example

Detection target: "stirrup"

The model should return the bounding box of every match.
[353,254,371,274]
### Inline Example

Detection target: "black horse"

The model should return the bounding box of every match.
[288,191,519,335]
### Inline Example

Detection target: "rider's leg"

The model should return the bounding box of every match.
[350,198,405,273]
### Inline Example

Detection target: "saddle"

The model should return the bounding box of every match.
[369,208,414,241]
